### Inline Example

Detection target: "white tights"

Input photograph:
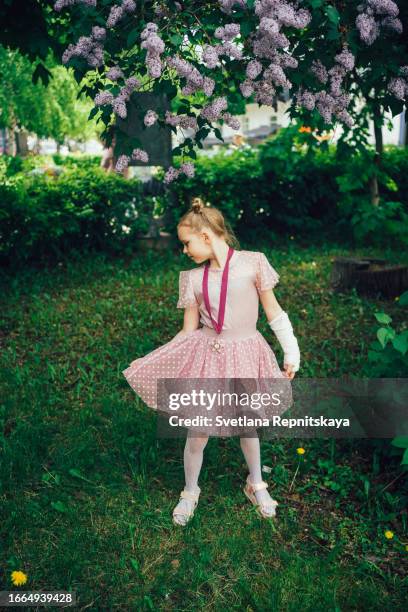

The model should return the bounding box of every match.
[173,435,272,518]
[184,436,208,492]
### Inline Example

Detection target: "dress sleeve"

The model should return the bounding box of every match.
[255,252,280,293]
[177,270,198,308]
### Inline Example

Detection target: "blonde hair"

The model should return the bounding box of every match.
[177,197,241,249]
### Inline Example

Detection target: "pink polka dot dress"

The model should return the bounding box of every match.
[122,250,293,436]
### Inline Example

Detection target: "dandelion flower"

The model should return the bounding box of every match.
[384,530,394,539]
[11,570,28,586]
[297,447,305,455]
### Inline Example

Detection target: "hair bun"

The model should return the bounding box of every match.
[191,197,205,214]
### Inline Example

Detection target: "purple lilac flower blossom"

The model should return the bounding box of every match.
[107,5,124,28]
[335,48,355,72]
[54,0,96,11]
[200,97,228,122]
[240,80,254,97]
[144,110,158,127]
[164,166,180,184]
[122,0,136,13]
[356,13,380,44]
[180,162,195,178]
[132,148,149,162]
[116,155,130,172]
[222,112,241,130]
[388,77,407,100]
[106,66,123,81]
[94,91,114,106]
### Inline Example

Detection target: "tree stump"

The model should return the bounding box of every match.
[330,257,408,299]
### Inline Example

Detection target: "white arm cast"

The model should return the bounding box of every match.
[268,311,300,372]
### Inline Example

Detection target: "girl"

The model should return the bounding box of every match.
[122,197,300,526]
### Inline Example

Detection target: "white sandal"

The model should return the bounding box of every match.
[172,487,201,526]
[243,475,278,518]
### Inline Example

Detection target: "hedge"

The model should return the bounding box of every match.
[1,138,408,267]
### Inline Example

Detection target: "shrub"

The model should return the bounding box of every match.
[2,140,408,266]
[362,291,408,470]
[0,168,152,267]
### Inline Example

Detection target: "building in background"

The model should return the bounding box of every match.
[2,102,406,158]
[174,99,407,155]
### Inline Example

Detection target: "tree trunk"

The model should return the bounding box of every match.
[15,130,29,156]
[368,171,380,207]
[369,106,383,207]
[373,114,383,156]
[5,122,17,156]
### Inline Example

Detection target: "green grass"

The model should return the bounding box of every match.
[1,239,407,611]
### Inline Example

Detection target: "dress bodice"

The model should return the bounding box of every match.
[177,250,280,331]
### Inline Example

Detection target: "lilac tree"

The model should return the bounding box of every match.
[53,0,407,185]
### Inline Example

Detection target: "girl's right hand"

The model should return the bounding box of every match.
[283,363,296,380]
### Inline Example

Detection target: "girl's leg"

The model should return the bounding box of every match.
[173,435,209,525]
[184,435,209,491]
[239,435,277,516]
[239,434,263,482]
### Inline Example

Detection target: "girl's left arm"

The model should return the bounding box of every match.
[259,289,300,380]
[259,288,284,323]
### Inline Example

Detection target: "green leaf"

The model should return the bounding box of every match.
[51,501,69,513]
[68,468,94,483]
[144,595,155,610]
[240,19,254,37]
[377,327,395,348]
[327,27,341,40]
[169,34,184,45]
[392,331,408,355]
[391,436,408,449]
[398,290,408,306]
[326,5,340,24]
[374,312,392,325]
[32,62,52,86]
[388,98,405,118]
[127,28,139,47]
[196,127,210,139]
[214,127,224,142]
[88,107,99,121]
[160,81,177,98]
[402,448,408,466]
[41,472,60,485]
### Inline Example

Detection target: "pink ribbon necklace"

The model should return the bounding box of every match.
[202,247,234,335]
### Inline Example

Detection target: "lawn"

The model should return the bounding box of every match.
[1,238,407,610]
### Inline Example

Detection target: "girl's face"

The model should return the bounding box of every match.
[177,226,212,264]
